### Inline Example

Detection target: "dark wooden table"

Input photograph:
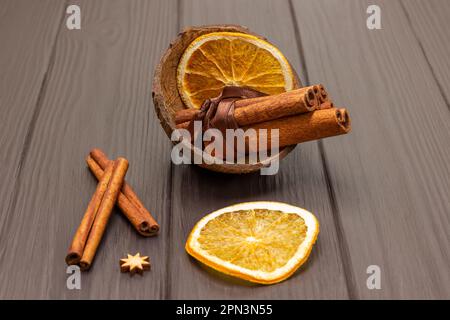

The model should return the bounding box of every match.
[0,0,449,299]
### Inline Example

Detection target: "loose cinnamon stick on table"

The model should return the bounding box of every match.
[79,158,129,271]
[66,163,114,265]
[87,149,159,236]
[245,108,351,152]
[174,87,319,127]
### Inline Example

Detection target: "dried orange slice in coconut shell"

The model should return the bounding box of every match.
[177,32,295,109]
[152,25,301,174]
[185,202,319,284]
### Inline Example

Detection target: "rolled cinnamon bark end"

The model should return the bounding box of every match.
[136,220,159,236]
[66,163,114,266]
[114,186,160,236]
[79,158,129,271]
[87,150,159,237]
[120,182,160,236]
[312,85,320,97]
[318,84,329,103]
[304,88,318,109]
[245,107,351,152]
[65,253,82,266]
[336,108,351,132]
[301,85,321,105]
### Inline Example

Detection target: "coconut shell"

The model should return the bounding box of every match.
[152,24,301,174]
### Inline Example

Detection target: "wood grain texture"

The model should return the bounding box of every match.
[169,0,349,299]
[400,0,450,108]
[291,0,450,299]
[0,0,65,275]
[0,0,449,300]
[0,0,177,299]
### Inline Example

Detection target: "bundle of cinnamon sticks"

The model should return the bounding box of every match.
[66,149,159,270]
[175,84,350,154]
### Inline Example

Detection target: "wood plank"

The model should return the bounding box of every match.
[401,0,450,107]
[0,0,65,284]
[169,0,349,299]
[291,0,450,299]
[0,0,177,299]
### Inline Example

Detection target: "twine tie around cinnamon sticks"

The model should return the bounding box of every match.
[186,86,267,138]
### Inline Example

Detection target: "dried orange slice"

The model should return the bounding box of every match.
[177,32,295,109]
[185,202,319,284]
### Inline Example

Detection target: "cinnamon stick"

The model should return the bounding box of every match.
[86,156,153,237]
[66,163,114,265]
[87,149,159,236]
[245,108,351,152]
[176,108,351,152]
[79,158,129,271]
[227,85,320,109]
[174,87,320,127]
[233,87,318,126]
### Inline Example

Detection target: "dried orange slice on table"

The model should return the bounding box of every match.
[185,202,319,284]
[177,32,295,109]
